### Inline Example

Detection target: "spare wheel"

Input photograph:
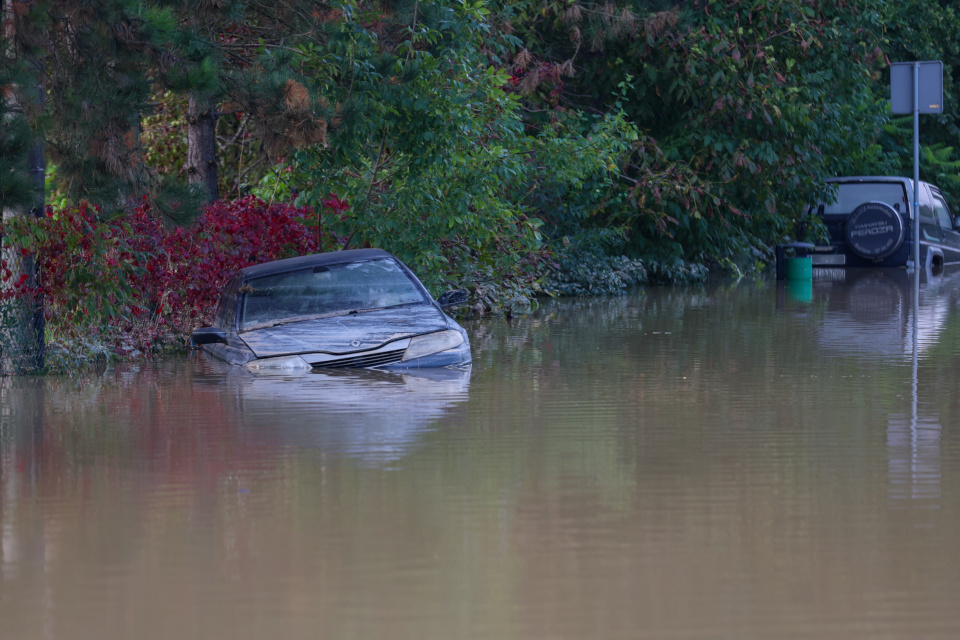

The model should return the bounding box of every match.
[844,201,905,260]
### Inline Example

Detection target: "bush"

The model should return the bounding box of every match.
[546,236,708,296]
[643,259,709,285]
[548,243,647,297]
[0,197,345,364]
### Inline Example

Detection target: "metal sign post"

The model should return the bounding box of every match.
[891,61,943,408]
[914,62,921,271]
[891,61,943,270]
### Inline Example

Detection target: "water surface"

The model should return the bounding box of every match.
[3,268,960,639]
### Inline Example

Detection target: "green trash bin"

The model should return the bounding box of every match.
[787,277,813,302]
[785,256,812,281]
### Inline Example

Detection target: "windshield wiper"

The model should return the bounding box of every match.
[345,307,387,315]
[241,309,354,332]
[343,301,425,315]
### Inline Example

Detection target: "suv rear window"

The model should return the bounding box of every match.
[822,183,908,215]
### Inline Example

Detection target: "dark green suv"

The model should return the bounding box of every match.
[809,176,960,268]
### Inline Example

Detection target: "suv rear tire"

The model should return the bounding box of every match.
[844,201,905,260]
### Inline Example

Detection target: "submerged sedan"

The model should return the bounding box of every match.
[191,249,471,371]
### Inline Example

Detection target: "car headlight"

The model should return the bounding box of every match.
[244,355,312,371]
[402,330,464,361]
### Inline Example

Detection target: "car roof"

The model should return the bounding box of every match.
[238,249,397,280]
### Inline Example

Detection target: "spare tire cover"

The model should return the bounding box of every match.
[844,201,905,260]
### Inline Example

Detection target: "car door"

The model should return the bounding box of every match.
[929,187,960,263]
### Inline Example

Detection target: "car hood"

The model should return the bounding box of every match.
[239,305,449,358]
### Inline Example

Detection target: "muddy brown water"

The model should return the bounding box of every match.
[3,268,960,639]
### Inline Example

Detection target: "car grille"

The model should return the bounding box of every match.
[309,348,405,369]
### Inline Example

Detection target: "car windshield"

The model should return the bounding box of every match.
[239,258,427,331]
[822,183,908,215]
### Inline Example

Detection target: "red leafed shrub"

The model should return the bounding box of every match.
[0,196,347,356]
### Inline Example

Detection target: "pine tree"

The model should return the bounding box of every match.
[9,1,218,221]
[0,59,35,215]
[168,0,331,203]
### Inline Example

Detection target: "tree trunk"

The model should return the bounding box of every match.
[185,95,219,202]
[1,1,45,373]
[26,140,45,370]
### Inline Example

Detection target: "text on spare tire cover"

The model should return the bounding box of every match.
[849,221,895,237]
[845,201,905,259]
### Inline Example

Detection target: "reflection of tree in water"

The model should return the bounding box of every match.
[0,358,472,632]
[0,376,45,583]
[467,288,716,384]
[0,357,472,503]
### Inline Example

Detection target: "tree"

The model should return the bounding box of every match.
[504,0,895,264]
[143,1,335,204]
[5,1,218,221]
[876,0,960,205]
[1,13,46,371]
[262,0,634,305]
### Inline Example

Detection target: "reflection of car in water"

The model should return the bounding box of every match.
[197,355,471,465]
[804,268,952,520]
[813,267,960,359]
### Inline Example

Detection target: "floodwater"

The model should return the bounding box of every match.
[3,268,960,640]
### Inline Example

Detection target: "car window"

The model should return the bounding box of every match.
[822,183,908,215]
[932,193,954,231]
[240,258,428,330]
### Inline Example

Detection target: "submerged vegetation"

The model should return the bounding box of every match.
[0,0,959,370]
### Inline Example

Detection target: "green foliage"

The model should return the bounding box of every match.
[14,0,272,217]
[505,0,897,265]
[280,0,634,309]
[0,113,34,214]
[141,93,189,181]
[0,37,36,213]
[881,115,960,205]
[852,1,960,207]
[11,1,200,215]
[44,165,70,211]
[549,240,647,296]
[18,0,960,330]
[140,92,273,200]
[921,145,960,195]
[642,259,708,286]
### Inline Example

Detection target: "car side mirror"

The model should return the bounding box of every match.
[436,289,469,310]
[191,326,227,346]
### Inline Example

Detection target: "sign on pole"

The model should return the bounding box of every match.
[891,61,943,114]
[890,61,943,270]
